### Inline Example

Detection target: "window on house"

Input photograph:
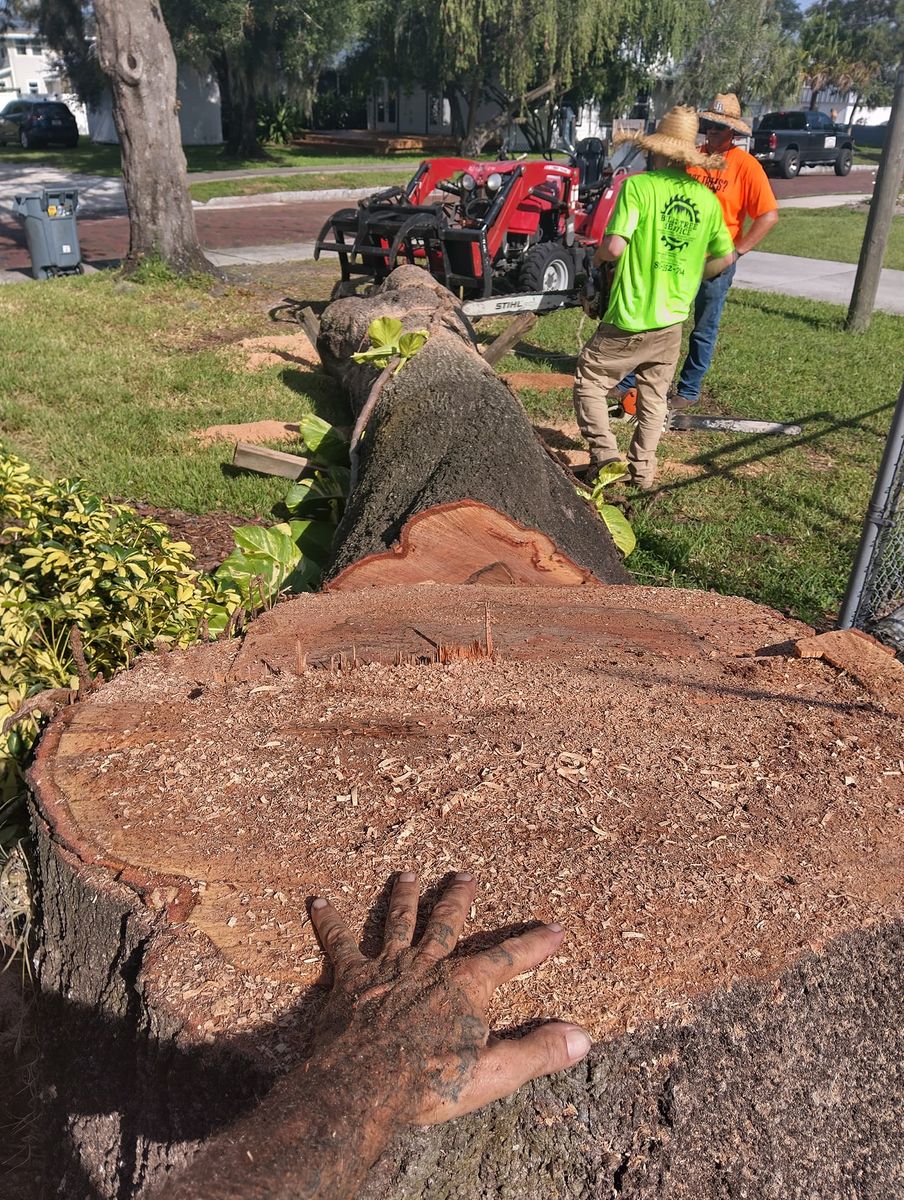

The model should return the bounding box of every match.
[28,80,39,94]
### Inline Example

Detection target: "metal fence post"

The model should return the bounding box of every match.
[838,378,904,630]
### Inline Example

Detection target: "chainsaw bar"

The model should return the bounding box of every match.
[462,291,580,318]
[608,405,802,437]
[665,413,802,436]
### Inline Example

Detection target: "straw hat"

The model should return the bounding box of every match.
[613,106,726,170]
[697,93,752,136]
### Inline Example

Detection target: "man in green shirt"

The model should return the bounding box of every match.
[573,106,735,490]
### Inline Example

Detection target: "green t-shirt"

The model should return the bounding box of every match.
[603,168,734,332]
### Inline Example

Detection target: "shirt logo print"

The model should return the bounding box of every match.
[660,193,701,252]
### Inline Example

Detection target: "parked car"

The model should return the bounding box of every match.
[752,111,854,179]
[0,97,79,149]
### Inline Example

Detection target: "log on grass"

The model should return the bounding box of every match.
[29,583,904,1198]
[316,265,629,584]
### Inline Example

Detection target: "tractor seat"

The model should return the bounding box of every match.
[572,137,607,193]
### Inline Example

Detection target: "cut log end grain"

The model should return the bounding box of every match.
[29,583,904,1197]
[326,501,601,591]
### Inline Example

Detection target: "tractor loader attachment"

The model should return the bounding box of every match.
[314,144,634,300]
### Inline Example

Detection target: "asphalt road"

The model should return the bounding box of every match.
[0,168,878,277]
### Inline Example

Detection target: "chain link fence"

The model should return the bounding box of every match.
[839,381,904,653]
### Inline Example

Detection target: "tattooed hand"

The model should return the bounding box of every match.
[155,871,590,1200]
[309,869,592,1124]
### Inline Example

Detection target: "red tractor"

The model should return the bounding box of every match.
[314,138,637,299]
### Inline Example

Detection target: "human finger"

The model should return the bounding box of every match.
[418,1022,592,1124]
[458,923,564,1005]
[382,870,420,952]
[415,872,477,963]
[310,896,365,976]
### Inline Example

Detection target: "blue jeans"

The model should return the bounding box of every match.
[619,261,737,401]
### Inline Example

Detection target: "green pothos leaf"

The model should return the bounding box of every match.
[597,503,636,557]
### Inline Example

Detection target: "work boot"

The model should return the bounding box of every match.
[667,392,697,412]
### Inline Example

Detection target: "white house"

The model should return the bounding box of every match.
[0,30,72,101]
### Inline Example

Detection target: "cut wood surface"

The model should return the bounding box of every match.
[231,441,309,480]
[481,311,538,366]
[316,265,629,585]
[326,500,600,591]
[29,584,904,1198]
[794,627,904,714]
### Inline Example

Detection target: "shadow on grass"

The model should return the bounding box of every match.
[279,367,350,427]
[729,293,844,332]
[653,397,896,528]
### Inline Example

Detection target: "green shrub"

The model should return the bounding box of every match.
[257,97,306,145]
[0,447,236,850]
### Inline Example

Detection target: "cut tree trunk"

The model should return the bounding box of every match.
[325,501,601,592]
[317,265,629,585]
[93,0,212,274]
[28,584,904,1198]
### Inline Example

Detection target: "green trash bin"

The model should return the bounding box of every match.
[13,188,83,280]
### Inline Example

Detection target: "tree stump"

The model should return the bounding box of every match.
[317,265,629,585]
[29,585,904,1198]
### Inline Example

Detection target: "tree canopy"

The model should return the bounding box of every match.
[800,0,904,112]
[676,0,802,110]
[367,0,709,151]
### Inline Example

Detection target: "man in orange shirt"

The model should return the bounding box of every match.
[616,93,779,409]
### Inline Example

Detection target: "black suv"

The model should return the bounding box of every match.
[0,97,79,149]
[752,111,854,178]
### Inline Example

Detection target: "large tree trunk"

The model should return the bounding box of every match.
[223,66,264,159]
[93,0,212,274]
[26,582,904,1199]
[318,266,630,586]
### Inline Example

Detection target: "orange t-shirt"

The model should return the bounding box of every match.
[688,146,778,243]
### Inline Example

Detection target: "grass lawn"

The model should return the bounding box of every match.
[494,291,901,627]
[0,264,349,517]
[760,207,904,270]
[853,146,883,167]
[0,141,425,177]
[1,267,900,628]
[189,170,411,202]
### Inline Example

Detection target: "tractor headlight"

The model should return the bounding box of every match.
[486,172,503,192]
[461,172,476,191]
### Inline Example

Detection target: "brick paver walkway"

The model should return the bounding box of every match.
[0,171,875,275]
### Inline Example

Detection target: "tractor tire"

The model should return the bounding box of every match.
[834,148,853,176]
[779,150,800,179]
[520,243,575,293]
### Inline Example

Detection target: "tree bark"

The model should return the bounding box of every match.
[93,0,213,275]
[26,585,904,1198]
[317,266,630,586]
[224,71,264,159]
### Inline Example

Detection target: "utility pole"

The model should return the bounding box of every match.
[845,63,904,332]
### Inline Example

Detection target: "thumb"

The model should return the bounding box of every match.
[418,1023,592,1123]
[485,1021,592,1087]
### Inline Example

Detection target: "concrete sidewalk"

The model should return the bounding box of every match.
[734,251,904,315]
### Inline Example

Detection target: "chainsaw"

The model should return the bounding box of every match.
[608,391,802,437]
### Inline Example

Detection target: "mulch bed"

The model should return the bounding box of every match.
[130,503,264,573]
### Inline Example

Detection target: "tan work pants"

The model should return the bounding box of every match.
[573,321,682,488]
